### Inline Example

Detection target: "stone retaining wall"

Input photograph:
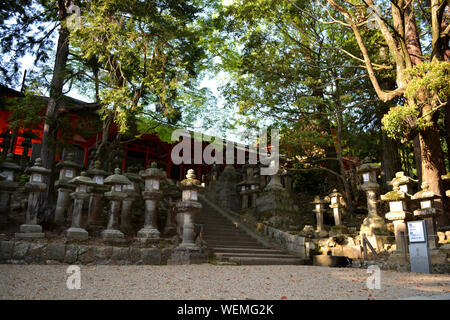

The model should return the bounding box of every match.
[0,241,175,265]
[261,225,306,258]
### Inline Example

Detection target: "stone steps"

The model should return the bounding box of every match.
[228,256,305,265]
[194,198,306,265]
[215,252,296,259]
[212,247,286,255]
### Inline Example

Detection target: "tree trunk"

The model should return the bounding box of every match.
[38,1,70,225]
[444,101,450,168]
[412,135,422,183]
[381,131,401,187]
[336,110,354,217]
[419,125,449,226]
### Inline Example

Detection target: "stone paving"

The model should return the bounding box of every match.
[1,264,449,300]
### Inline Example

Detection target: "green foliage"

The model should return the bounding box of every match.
[70,0,213,135]
[382,61,450,141]
[5,86,46,130]
[381,104,421,141]
[404,61,450,112]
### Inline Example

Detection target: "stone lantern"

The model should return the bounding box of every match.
[411,182,441,248]
[380,182,413,253]
[281,169,293,192]
[66,172,97,241]
[311,196,327,232]
[328,189,343,226]
[257,165,267,190]
[238,180,251,210]
[175,169,203,250]
[442,173,450,198]
[120,166,143,235]
[101,168,132,243]
[86,160,110,227]
[54,153,82,225]
[163,177,181,236]
[0,153,21,224]
[136,162,163,243]
[19,134,33,167]
[357,159,388,242]
[390,171,416,195]
[266,166,284,190]
[15,158,50,240]
[0,130,12,160]
[245,164,259,209]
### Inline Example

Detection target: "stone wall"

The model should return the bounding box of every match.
[0,241,174,265]
[261,225,306,258]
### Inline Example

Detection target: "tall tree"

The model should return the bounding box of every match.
[320,0,450,222]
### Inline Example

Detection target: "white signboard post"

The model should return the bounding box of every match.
[407,220,431,273]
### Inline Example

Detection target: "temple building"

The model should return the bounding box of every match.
[0,84,250,181]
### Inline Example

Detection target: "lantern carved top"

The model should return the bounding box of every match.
[180,169,202,189]
[26,158,50,175]
[104,168,131,200]
[140,162,163,180]
[125,166,144,184]
[69,172,96,199]
[87,160,109,177]
[104,168,132,186]
[411,182,440,201]
[380,184,407,202]
[311,195,327,205]
[389,171,416,188]
[0,153,21,172]
[56,153,82,170]
[356,157,380,174]
[328,189,343,208]
[69,171,97,187]
[25,158,50,191]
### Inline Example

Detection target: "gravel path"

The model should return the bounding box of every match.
[1,264,449,300]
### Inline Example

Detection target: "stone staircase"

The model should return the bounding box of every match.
[194,199,305,265]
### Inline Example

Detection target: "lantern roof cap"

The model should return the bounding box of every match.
[356,157,380,173]
[56,153,82,170]
[329,189,342,197]
[411,182,440,200]
[69,171,97,186]
[381,185,408,201]
[140,162,163,179]
[26,158,51,175]
[180,169,202,188]
[0,153,21,171]
[311,195,327,204]
[125,166,143,183]
[87,160,109,177]
[389,171,417,187]
[104,168,132,186]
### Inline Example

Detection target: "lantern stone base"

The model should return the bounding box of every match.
[360,215,388,236]
[137,226,160,239]
[387,251,409,264]
[66,227,89,242]
[176,242,200,251]
[101,229,125,244]
[15,224,45,240]
[134,237,161,245]
[255,188,297,228]
[167,246,209,265]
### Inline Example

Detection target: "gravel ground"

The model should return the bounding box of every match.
[0,264,449,300]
